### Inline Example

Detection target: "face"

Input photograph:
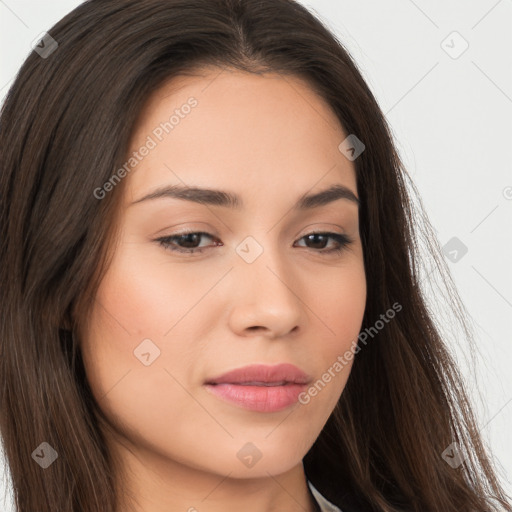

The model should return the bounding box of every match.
[80,68,366,482]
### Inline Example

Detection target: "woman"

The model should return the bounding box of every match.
[0,1,510,511]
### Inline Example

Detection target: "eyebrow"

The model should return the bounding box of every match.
[130,183,360,209]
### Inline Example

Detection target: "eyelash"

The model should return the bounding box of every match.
[155,230,354,256]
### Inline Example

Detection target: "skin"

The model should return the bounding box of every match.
[80,67,367,512]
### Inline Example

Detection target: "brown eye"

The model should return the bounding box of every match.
[294,232,353,254]
[156,232,221,253]
[155,231,352,256]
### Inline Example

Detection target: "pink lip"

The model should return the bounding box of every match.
[203,363,311,413]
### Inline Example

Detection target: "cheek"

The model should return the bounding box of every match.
[78,242,223,432]
[303,257,366,406]
[315,257,367,350]
[79,258,212,466]
[89,241,222,341]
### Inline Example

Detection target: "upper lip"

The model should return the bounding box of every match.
[204,363,312,385]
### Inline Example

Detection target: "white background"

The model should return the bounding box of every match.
[1,0,511,509]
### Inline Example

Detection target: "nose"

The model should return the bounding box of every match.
[227,244,305,339]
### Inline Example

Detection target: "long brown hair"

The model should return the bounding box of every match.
[0,1,510,511]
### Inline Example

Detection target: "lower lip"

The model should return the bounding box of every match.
[204,383,307,412]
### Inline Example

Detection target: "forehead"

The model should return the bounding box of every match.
[125,67,356,204]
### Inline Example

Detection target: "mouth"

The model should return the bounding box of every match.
[203,382,309,412]
[217,381,289,386]
[203,363,311,412]
[204,362,311,386]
